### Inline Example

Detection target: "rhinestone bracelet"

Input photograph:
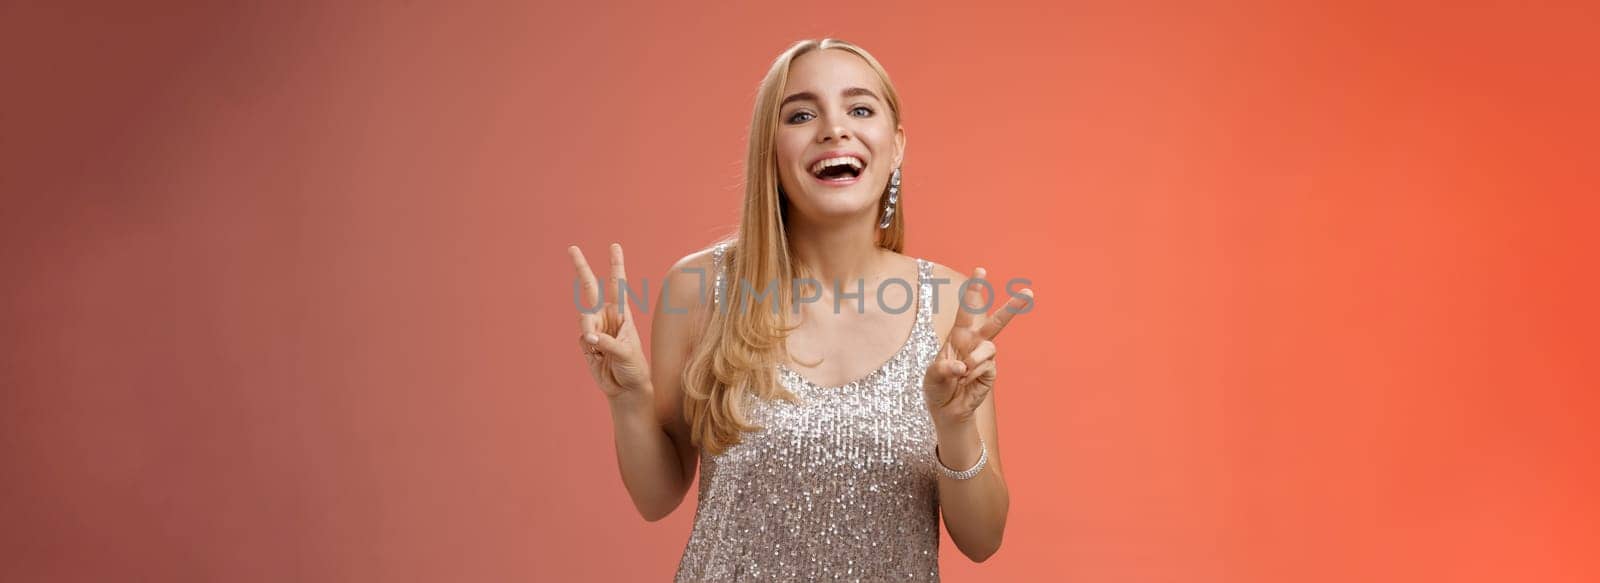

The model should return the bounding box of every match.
[934,437,988,480]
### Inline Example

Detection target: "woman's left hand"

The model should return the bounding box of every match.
[922,267,1034,427]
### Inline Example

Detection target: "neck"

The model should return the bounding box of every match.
[785,212,886,288]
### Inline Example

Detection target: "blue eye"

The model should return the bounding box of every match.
[851,106,874,117]
[787,111,815,123]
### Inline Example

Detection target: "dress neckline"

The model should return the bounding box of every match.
[775,256,930,391]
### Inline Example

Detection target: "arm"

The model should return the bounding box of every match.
[922,264,1032,562]
[611,251,709,520]
[571,245,709,521]
[932,388,1008,561]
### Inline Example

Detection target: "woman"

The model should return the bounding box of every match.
[567,39,1033,581]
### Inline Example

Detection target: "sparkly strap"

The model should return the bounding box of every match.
[711,242,728,306]
[915,258,934,327]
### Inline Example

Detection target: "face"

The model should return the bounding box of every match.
[774,49,905,226]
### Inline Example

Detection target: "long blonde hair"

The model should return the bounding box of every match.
[682,39,907,456]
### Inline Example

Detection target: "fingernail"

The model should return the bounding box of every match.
[584,333,598,344]
[953,362,967,375]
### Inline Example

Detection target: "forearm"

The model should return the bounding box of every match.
[933,418,1009,562]
[607,388,692,521]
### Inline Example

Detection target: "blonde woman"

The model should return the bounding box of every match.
[568,39,1034,581]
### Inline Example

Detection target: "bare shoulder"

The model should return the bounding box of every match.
[923,260,966,286]
[656,243,724,329]
[650,242,727,435]
[921,259,969,345]
[670,244,720,272]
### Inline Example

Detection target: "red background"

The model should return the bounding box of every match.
[3,1,1596,581]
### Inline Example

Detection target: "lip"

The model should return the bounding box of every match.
[810,173,862,187]
[806,150,868,187]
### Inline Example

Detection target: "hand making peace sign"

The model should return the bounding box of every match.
[922,267,1034,427]
[568,243,651,401]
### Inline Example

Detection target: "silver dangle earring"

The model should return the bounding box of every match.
[878,167,902,229]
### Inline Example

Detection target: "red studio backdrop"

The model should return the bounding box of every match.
[2,1,1596,582]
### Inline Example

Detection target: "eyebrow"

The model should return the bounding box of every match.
[780,87,881,108]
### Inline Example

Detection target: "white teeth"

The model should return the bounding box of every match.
[809,156,865,175]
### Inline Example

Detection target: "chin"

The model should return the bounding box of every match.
[792,200,878,223]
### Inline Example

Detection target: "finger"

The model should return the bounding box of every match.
[569,247,603,334]
[953,266,988,333]
[927,355,967,383]
[928,359,968,408]
[944,359,968,379]
[583,331,628,358]
[979,288,1034,340]
[576,309,599,337]
[568,245,602,309]
[961,358,997,386]
[577,332,603,358]
[961,339,995,371]
[609,243,630,322]
[937,328,960,358]
[948,326,983,357]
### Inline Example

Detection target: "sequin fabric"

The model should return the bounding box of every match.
[675,243,944,582]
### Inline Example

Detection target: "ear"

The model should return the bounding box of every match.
[893,124,907,168]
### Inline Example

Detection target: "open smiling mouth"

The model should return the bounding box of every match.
[809,156,865,184]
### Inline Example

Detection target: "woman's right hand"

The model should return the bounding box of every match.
[568,243,651,402]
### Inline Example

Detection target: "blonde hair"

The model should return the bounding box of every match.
[682,39,907,455]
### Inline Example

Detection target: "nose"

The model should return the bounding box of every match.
[817,116,852,143]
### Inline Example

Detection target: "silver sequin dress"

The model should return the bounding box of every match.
[674,243,945,582]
